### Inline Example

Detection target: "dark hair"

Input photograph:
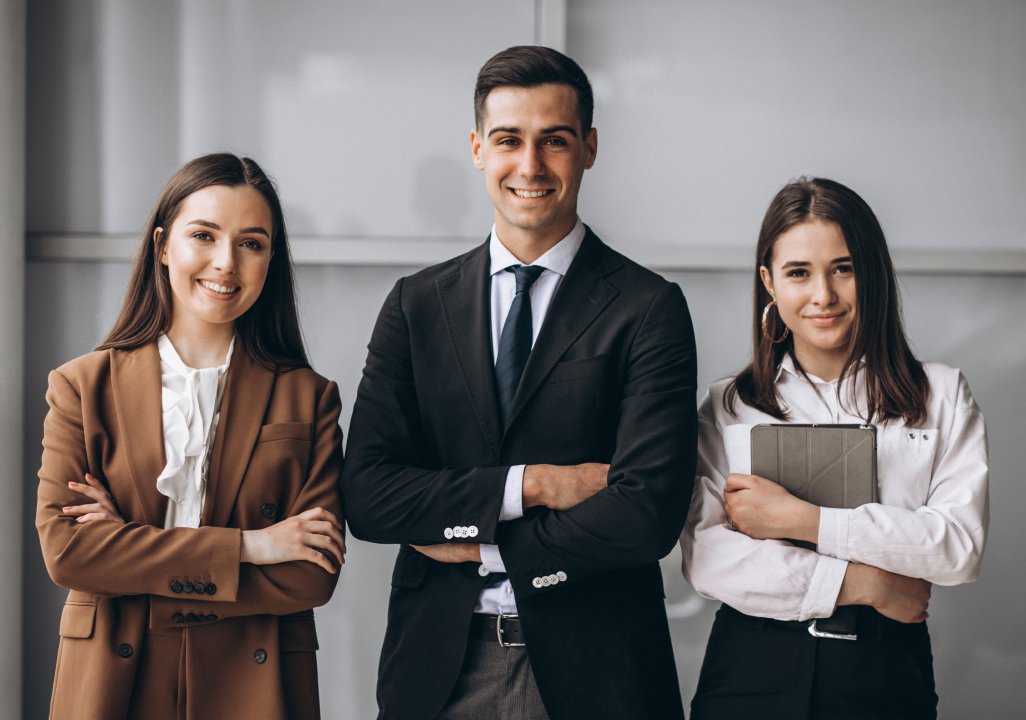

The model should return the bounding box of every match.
[98,153,309,370]
[474,45,594,134]
[725,177,928,425]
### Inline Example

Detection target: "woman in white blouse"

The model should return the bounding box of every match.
[37,153,345,719]
[680,177,988,720]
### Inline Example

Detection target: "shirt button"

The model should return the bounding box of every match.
[117,643,133,658]
[506,585,513,594]
[556,571,567,582]
[532,577,543,588]
[254,649,267,664]
[261,504,277,519]
[170,581,183,593]
[478,564,489,577]
[468,525,479,538]
[444,527,454,539]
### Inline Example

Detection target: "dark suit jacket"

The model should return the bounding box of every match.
[342,228,697,720]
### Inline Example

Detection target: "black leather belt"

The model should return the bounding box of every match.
[470,613,525,647]
[721,604,924,642]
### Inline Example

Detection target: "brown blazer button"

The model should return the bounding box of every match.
[195,614,207,623]
[117,644,133,658]
[193,582,206,594]
[254,649,267,664]
[173,613,185,623]
[185,613,196,622]
[207,614,218,622]
[261,504,276,519]
[183,582,194,593]
[205,583,217,595]
[170,581,183,593]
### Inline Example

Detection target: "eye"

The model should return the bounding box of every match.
[542,137,568,146]
[497,137,519,146]
[835,263,854,275]
[192,232,213,242]
[785,268,808,278]
[240,238,265,250]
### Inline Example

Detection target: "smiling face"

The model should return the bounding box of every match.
[471,83,597,256]
[760,219,857,378]
[159,184,273,334]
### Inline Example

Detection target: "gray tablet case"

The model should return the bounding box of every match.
[750,424,878,509]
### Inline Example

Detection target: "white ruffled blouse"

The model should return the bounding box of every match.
[156,334,235,529]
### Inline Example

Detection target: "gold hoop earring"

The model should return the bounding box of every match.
[762,301,790,344]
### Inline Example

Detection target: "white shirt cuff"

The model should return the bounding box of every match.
[479,543,507,573]
[799,554,849,620]
[816,506,850,561]
[498,465,525,521]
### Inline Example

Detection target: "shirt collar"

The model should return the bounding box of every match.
[776,352,865,384]
[488,217,586,277]
[158,334,235,377]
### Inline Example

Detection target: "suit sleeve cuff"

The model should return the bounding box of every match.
[817,506,850,561]
[799,555,848,620]
[498,465,525,521]
[479,543,507,573]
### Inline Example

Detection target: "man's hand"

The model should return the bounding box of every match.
[411,543,482,564]
[723,473,820,544]
[837,563,931,624]
[523,463,610,511]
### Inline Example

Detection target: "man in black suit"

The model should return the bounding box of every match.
[342,46,697,720]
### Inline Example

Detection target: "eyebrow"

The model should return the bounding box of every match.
[486,124,579,138]
[187,219,270,238]
[780,257,851,269]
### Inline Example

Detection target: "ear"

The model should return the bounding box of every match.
[584,127,598,169]
[759,265,775,299]
[470,128,484,171]
[155,228,168,266]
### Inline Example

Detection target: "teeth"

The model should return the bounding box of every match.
[513,189,550,198]
[200,280,239,295]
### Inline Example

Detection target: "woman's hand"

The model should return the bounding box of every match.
[411,543,482,564]
[837,563,931,623]
[723,473,820,544]
[241,507,345,574]
[64,474,125,524]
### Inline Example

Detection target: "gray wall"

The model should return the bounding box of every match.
[21,1,1026,718]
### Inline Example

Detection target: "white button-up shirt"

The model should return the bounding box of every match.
[156,335,234,529]
[680,354,989,621]
[475,218,586,615]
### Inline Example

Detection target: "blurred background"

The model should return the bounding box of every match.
[0,0,1023,717]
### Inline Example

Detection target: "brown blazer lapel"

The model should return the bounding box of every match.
[202,346,277,528]
[110,344,169,527]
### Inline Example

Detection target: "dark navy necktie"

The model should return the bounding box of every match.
[494,265,545,426]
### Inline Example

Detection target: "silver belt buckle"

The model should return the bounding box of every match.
[808,619,857,641]
[496,614,525,647]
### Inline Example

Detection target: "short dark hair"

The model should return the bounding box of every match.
[725,177,929,425]
[98,153,309,370]
[474,46,594,134]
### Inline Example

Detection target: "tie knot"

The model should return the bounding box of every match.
[506,265,545,293]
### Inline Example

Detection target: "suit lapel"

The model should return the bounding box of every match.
[505,229,621,431]
[110,344,169,527]
[436,240,504,456]
[203,346,276,528]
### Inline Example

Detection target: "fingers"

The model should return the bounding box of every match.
[724,474,748,492]
[75,512,116,524]
[63,503,102,516]
[297,507,344,531]
[305,529,345,566]
[303,546,337,574]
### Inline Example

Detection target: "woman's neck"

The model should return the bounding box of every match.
[165,316,235,369]
[792,339,848,383]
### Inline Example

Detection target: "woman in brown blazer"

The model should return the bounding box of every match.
[36,153,346,720]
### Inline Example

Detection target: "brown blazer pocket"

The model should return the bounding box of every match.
[59,602,96,639]
[257,422,313,443]
[280,611,319,652]
[548,353,611,384]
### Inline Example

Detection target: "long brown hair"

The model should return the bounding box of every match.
[98,153,309,370]
[725,177,928,425]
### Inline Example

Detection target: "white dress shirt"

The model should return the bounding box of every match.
[156,335,234,529]
[475,218,586,615]
[680,353,989,621]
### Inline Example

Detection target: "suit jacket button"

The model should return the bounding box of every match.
[444,527,454,539]
[541,576,552,587]
[254,649,267,664]
[193,582,206,594]
[185,613,197,622]
[170,581,183,593]
[117,644,133,658]
[261,504,276,519]
[556,571,567,582]
[205,583,217,595]
[532,577,543,588]
[478,564,489,577]
[207,614,218,622]
[182,582,194,593]
[548,574,559,585]
[468,525,479,538]
[173,613,185,624]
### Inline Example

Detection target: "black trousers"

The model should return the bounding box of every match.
[691,604,938,720]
